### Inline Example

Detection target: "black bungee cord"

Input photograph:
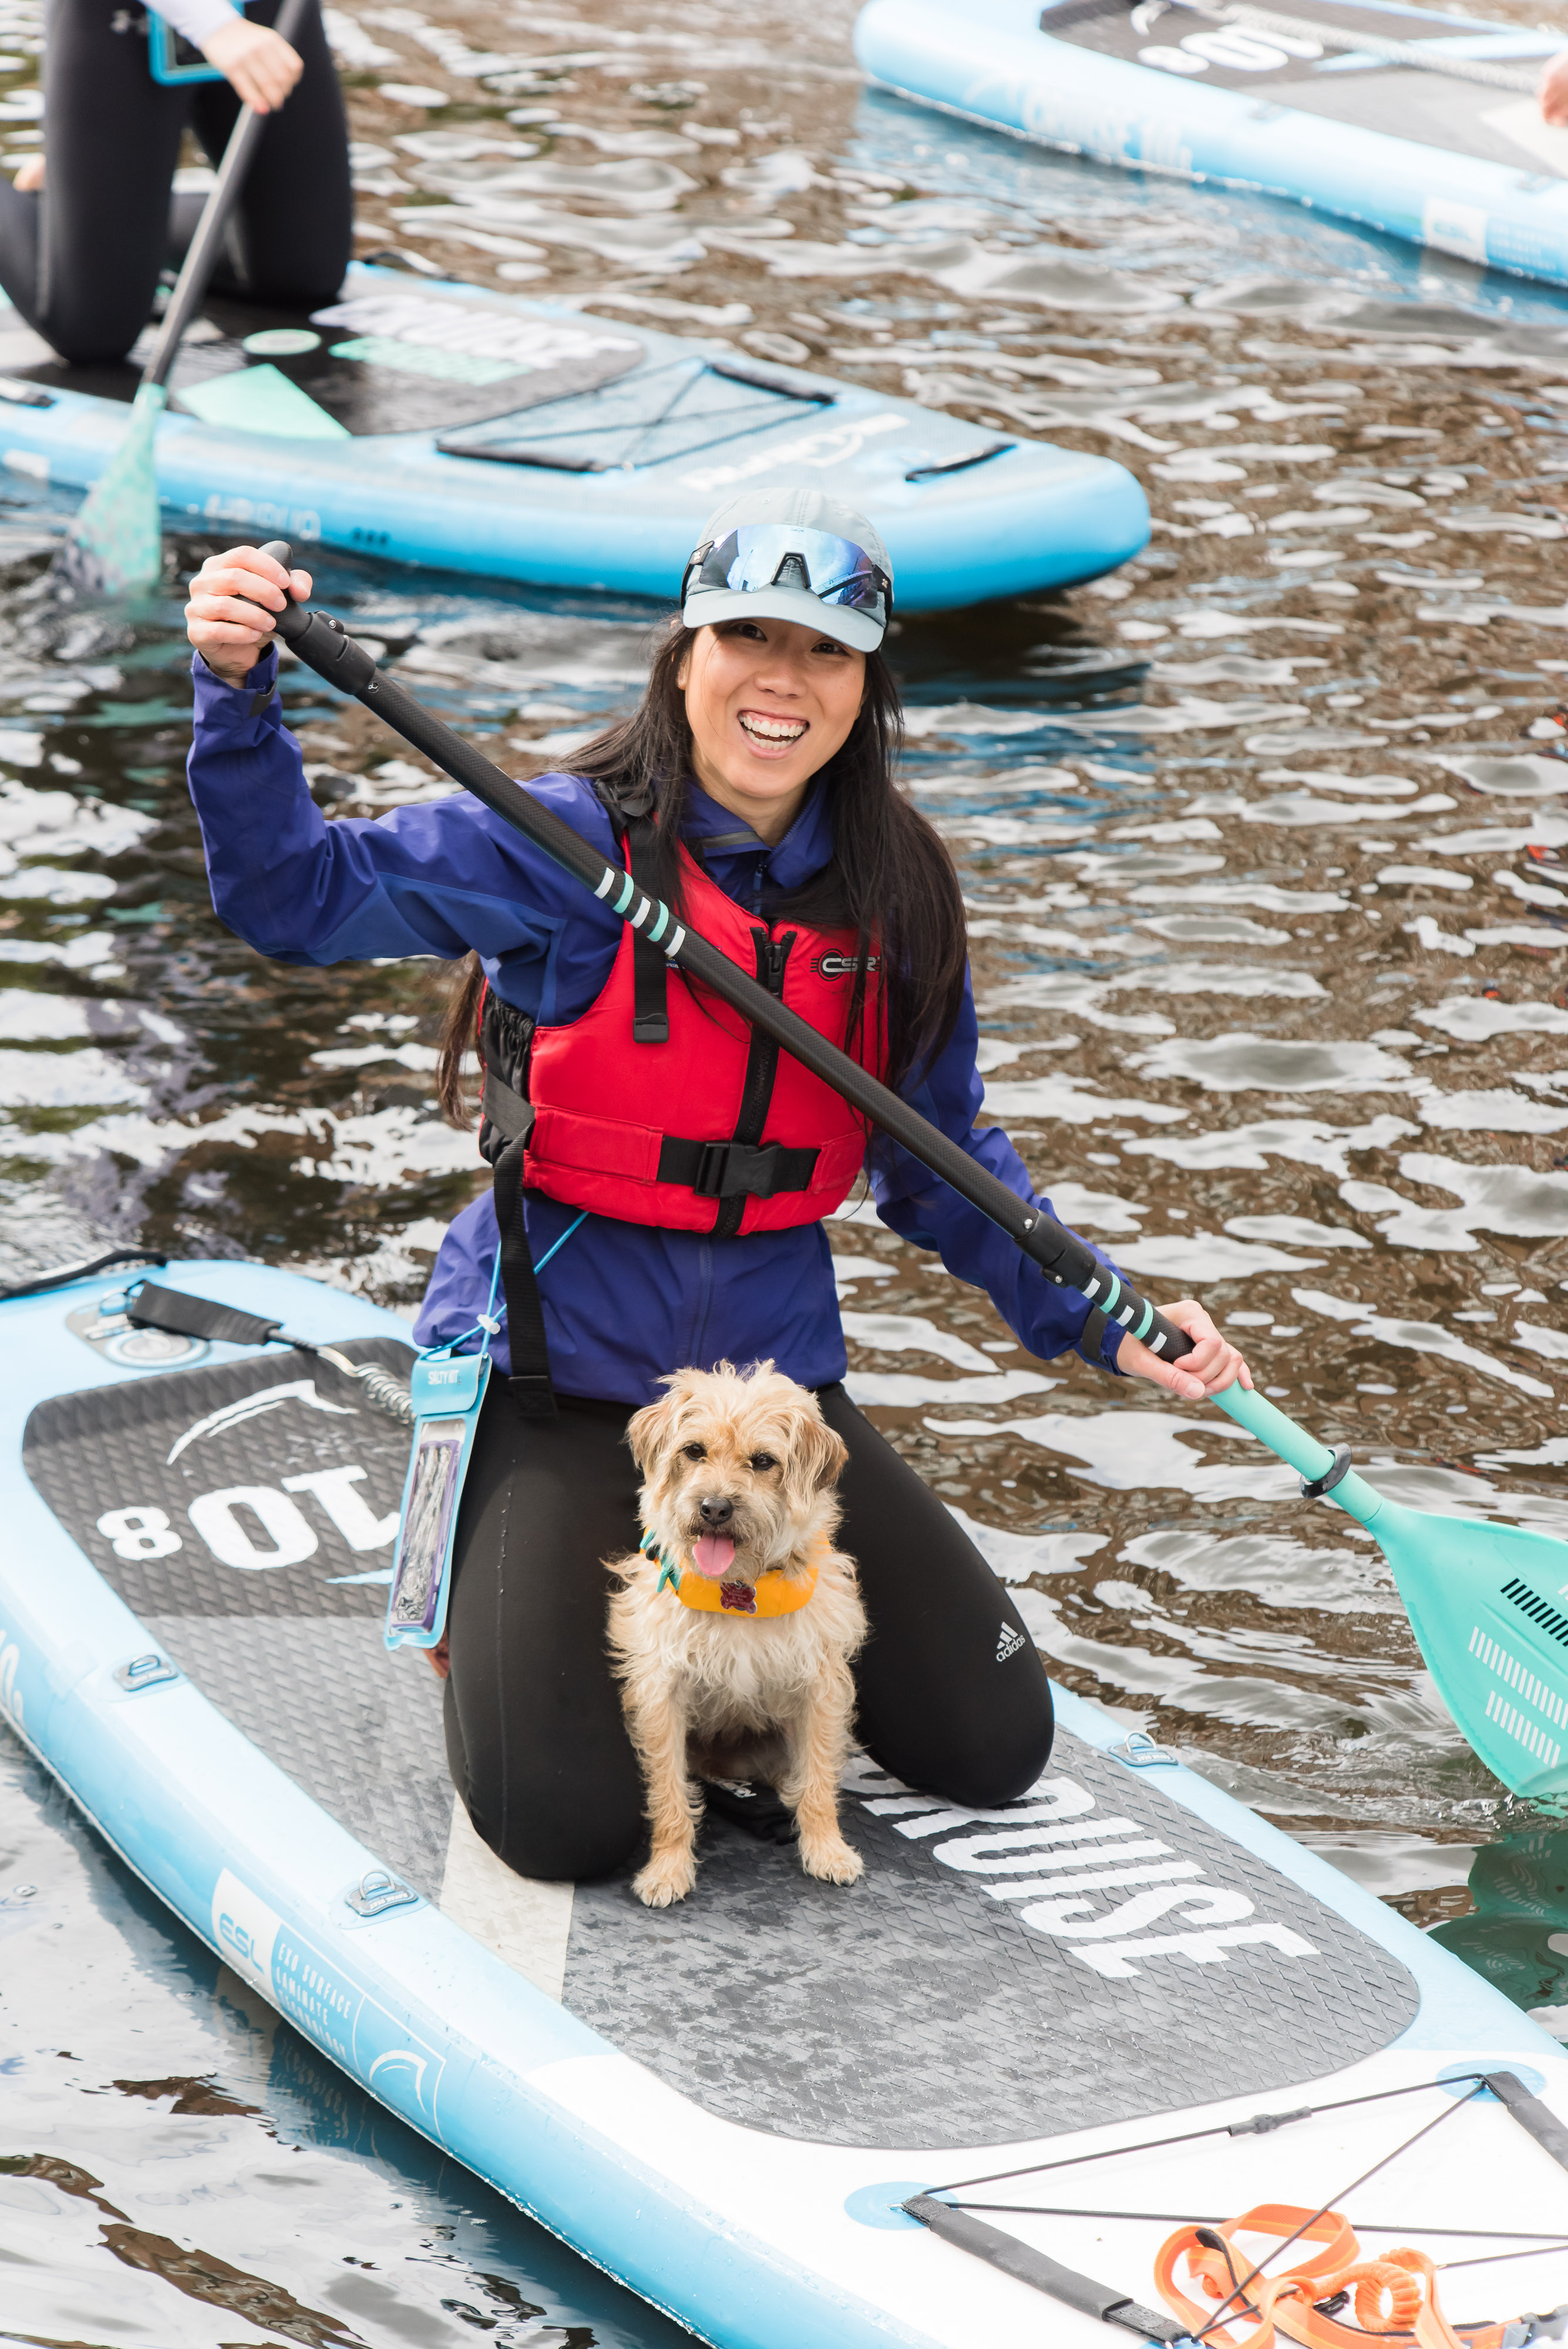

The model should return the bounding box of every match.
[1187,2080,1489,2341]
[921,2071,1492,2200]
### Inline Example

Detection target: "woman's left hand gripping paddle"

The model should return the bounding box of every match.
[1118,1300,1253,1403]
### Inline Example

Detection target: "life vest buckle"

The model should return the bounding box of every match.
[664,1136,818,1200]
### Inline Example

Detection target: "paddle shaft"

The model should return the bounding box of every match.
[1170,0,1542,95]
[1214,1381,1385,1527]
[139,0,311,393]
[252,550,1196,1357]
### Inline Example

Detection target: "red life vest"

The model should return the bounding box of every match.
[505,843,885,1238]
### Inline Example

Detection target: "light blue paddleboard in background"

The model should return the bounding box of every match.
[0,261,1149,608]
[854,0,1568,290]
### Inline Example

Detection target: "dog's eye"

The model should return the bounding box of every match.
[681,1442,707,1462]
[749,1452,778,1473]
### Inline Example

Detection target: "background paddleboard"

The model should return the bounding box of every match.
[0,260,1148,607]
[6,1257,1568,2349]
[854,0,1568,290]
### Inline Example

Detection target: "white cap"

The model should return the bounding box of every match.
[681,484,892,653]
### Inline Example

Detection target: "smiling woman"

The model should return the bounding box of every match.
[182,488,1248,1887]
[681,618,864,839]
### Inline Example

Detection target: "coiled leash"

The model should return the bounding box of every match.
[116,1277,418,1422]
[1155,2203,1564,2349]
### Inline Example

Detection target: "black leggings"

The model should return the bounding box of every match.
[442,1382,1055,1882]
[0,0,351,365]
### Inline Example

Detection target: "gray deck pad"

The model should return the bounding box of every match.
[24,1354,1419,2151]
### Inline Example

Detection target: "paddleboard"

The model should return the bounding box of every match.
[854,0,1568,291]
[6,1254,1568,2349]
[0,260,1148,608]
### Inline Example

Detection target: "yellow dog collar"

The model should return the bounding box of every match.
[644,1532,823,1617]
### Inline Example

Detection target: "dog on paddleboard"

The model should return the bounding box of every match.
[607,1361,867,1908]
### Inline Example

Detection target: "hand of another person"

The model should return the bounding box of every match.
[427,1637,450,1681]
[1541,48,1568,127]
[186,544,311,685]
[12,154,42,192]
[200,16,304,112]
[1115,1298,1252,1404]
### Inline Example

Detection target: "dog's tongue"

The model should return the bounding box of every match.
[692,1533,735,1579]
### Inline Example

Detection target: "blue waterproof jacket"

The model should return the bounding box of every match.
[187,646,1129,1406]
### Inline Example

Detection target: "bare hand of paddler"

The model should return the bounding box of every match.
[1115,1298,1252,1404]
[186,544,312,686]
[1541,50,1568,127]
[200,17,304,112]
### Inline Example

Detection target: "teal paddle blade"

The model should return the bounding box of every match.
[54,382,167,594]
[1375,1501,1568,1800]
[1213,1381,1568,1800]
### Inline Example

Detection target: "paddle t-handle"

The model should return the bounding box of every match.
[247,542,1199,1367]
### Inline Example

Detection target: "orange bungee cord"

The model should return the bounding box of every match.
[1156,2205,1515,2349]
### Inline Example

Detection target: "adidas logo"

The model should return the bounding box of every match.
[995,1622,1025,1663]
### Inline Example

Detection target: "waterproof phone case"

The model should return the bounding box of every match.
[147,7,235,84]
[385,1350,490,1650]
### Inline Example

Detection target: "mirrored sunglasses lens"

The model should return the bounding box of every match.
[689,527,886,616]
[737,527,878,596]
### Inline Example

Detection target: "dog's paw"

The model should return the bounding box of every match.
[634,1850,697,1907]
[800,1834,864,1886]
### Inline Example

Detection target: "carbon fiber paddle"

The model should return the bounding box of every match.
[55,0,310,595]
[254,547,1568,1799]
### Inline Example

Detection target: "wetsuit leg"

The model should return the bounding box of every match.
[442,1386,647,1883]
[817,1383,1055,1808]
[0,0,186,363]
[189,0,351,308]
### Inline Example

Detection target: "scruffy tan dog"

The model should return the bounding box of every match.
[607,1360,867,1909]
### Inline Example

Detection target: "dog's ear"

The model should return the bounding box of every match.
[627,1386,684,1478]
[788,1404,849,1498]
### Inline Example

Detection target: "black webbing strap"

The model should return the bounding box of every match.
[657,1136,818,1199]
[481,1065,533,1144]
[625,815,668,1045]
[493,1133,556,1419]
[904,2199,1183,2341]
[711,929,796,1240]
[1488,2071,1568,2174]
[125,1279,283,1349]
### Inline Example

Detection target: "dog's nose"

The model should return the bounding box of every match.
[698,1496,734,1530]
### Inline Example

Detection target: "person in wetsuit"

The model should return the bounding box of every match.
[182,490,1252,1883]
[0,0,351,365]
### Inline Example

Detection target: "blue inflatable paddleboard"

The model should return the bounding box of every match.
[6,1256,1568,2348]
[854,0,1568,290]
[0,261,1148,608]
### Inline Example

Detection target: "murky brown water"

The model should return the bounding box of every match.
[5,0,1568,2334]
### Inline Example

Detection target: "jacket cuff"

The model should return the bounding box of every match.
[1076,1303,1126,1377]
[192,642,280,721]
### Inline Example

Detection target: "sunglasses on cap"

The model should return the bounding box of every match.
[682,526,892,623]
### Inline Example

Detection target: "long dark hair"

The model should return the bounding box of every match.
[437,620,969,1123]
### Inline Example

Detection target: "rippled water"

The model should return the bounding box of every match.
[6,0,1568,2333]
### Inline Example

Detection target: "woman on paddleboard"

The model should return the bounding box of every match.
[184,492,1250,1882]
[0,0,349,366]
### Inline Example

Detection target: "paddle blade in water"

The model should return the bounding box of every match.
[1213,1382,1568,1800]
[53,382,167,594]
[1375,1501,1568,1801]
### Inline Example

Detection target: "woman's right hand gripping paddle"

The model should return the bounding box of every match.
[186,544,312,686]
